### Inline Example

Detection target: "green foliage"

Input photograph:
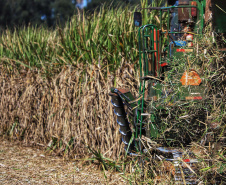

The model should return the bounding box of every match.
[0,0,77,29]
[0,5,146,74]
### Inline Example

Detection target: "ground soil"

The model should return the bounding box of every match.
[0,138,126,185]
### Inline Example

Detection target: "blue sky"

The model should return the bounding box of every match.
[77,0,91,9]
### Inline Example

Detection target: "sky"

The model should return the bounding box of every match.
[77,0,91,9]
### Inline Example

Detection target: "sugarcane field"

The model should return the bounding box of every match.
[0,0,225,184]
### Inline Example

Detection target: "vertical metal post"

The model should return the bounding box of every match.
[167,9,170,59]
[159,10,162,68]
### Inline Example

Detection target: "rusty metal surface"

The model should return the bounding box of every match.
[205,0,212,23]
[178,0,190,22]
[218,48,226,51]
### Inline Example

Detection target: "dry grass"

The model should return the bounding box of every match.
[0,63,139,160]
[0,137,126,184]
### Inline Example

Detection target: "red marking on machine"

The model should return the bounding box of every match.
[154,29,160,76]
[191,1,197,17]
[176,49,193,52]
[186,96,202,100]
[183,159,190,163]
[161,62,168,67]
[177,49,185,52]
[180,70,202,85]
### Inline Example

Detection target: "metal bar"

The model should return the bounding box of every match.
[137,5,197,10]
[162,31,192,34]
[151,27,155,76]
[141,50,157,52]
[138,26,143,80]
[140,80,145,138]
[200,0,205,33]
[146,27,149,75]
[142,26,146,76]
[167,9,170,60]
[157,29,160,76]
[159,10,162,67]
[137,24,158,141]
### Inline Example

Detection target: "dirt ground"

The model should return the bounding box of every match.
[0,138,126,185]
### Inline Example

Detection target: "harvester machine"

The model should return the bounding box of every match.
[110,0,226,184]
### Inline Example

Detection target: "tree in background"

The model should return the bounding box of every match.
[52,0,77,26]
[0,0,12,27]
[0,0,51,28]
[0,0,148,29]
[0,0,77,29]
[85,0,140,12]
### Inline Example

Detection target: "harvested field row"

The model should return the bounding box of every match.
[0,137,126,185]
